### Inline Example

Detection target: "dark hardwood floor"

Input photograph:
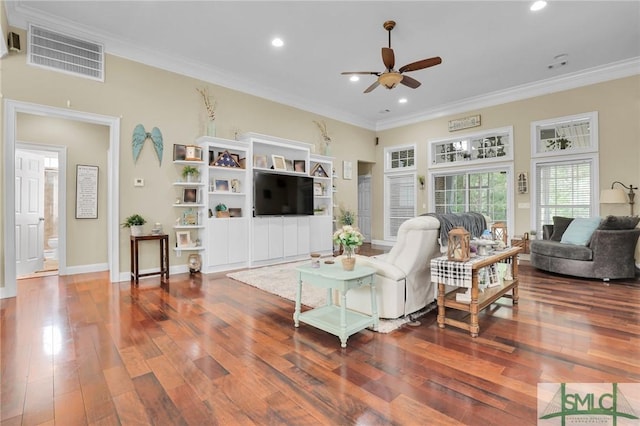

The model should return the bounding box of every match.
[1,255,639,425]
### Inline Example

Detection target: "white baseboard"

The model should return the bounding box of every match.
[116,264,190,283]
[64,263,109,276]
[370,239,395,247]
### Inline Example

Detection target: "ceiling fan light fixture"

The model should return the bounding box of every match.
[379,72,403,89]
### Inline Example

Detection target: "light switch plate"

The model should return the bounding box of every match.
[134,178,144,187]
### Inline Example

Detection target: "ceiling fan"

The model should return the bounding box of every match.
[341,20,442,93]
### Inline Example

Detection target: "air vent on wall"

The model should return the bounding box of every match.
[28,24,104,81]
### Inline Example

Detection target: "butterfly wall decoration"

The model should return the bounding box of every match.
[132,124,163,165]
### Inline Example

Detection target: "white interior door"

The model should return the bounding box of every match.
[358,174,371,241]
[15,150,45,276]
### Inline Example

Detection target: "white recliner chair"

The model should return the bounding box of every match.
[344,215,442,319]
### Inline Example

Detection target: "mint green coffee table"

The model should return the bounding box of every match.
[294,262,378,348]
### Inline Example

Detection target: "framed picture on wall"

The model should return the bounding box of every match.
[75,164,99,219]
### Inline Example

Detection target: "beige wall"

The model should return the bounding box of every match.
[2,23,638,281]
[0,27,375,277]
[17,114,110,267]
[374,75,640,240]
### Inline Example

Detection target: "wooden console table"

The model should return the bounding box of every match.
[130,234,170,285]
[294,263,378,348]
[431,247,521,337]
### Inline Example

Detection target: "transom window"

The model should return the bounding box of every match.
[385,145,415,172]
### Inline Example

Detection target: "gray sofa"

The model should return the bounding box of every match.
[530,216,640,280]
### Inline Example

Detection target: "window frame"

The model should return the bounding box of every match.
[427,126,513,169]
[428,163,514,234]
[530,112,598,158]
[384,144,417,173]
[383,171,417,241]
[530,153,600,235]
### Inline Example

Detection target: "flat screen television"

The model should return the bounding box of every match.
[253,171,314,216]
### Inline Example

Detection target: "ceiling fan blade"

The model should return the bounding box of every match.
[400,75,421,89]
[382,47,395,70]
[364,81,380,93]
[398,56,442,73]
[341,71,380,75]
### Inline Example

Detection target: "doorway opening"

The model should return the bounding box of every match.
[2,100,120,300]
[16,146,62,279]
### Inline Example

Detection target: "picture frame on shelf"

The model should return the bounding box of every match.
[310,163,328,177]
[229,208,242,217]
[272,155,286,171]
[173,144,187,161]
[230,179,240,193]
[314,182,324,196]
[254,154,267,168]
[185,145,202,161]
[293,160,305,173]
[212,150,241,168]
[215,178,230,192]
[182,188,198,203]
[176,231,191,248]
[285,159,294,172]
[182,208,198,225]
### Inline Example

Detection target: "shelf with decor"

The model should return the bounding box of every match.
[198,136,251,272]
[239,133,334,264]
[172,147,206,256]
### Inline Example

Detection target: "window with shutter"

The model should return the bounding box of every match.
[384,173,416,240]
[533,156,597,234]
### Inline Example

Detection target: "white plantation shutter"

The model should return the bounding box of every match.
[385,173,416,239]
[535,157,596,234]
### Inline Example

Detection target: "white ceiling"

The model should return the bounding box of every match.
[6,1,640,130]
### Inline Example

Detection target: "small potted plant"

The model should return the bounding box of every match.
[122,214,146,236]
[215,203,229,218]
[338,207,356,226]
[181,165,200,182]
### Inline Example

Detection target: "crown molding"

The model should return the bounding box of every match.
[7,2,638,132]
[375,57,640,131]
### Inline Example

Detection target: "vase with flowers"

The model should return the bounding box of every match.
[333,225,364,271]
[197,87,216,136]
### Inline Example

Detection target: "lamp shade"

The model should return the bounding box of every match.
[600,188,627,204]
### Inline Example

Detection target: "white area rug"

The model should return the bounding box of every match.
[227,260,433,333]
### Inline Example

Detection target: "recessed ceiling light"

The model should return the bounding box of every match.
[349,75,360,82]
[398,98,408,104]
[530,1,547,12]
[271,38,284,47]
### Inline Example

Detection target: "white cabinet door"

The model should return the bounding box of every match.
[297,216,310,255]
[228,218,248,264]
[252,217,270,262]
[309,216,333,253]
[283,217,298,257]
[207,219,229,267]
[268,217,284,259]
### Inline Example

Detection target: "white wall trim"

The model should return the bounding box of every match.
[376,58,640,131]
[116,265,190,283]
[65,263,109,276]
[6,2,638,132]
[2,99,120,299]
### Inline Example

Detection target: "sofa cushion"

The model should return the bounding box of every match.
[530,240,593,261]
[550,216,574,241]
[598,215,640,230]
[561,217,601,246]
